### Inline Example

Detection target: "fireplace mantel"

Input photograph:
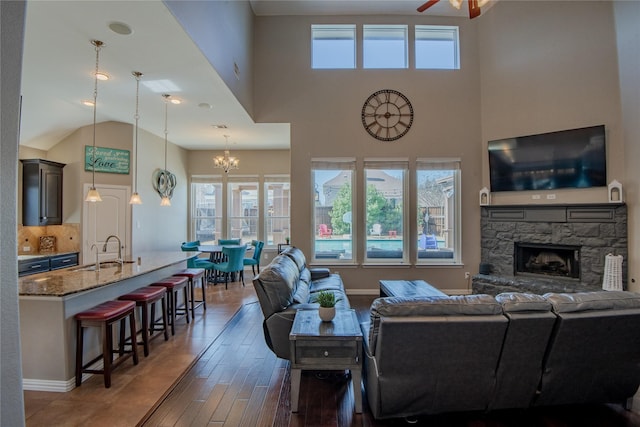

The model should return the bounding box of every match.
[484,203,623,223]
[477,203,627,294]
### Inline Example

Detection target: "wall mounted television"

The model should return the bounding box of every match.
[488,125,607,192]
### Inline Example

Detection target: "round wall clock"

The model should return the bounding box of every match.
[361,89,414,142]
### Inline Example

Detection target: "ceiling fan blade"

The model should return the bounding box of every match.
[417,0,440,13]
[468,0,481,18]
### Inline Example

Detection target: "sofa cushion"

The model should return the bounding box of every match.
[544,291,640,313]
[281,246,306,271]
[496,292,552,313]
[293,280,310,304]
[368,295,502,357]
[253,254,300,318]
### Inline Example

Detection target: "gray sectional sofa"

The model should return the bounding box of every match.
[252,246,349,360]
[363,290,640,419]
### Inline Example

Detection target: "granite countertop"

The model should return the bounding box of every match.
[19,251,195,297]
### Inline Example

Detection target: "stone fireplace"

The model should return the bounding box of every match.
[474,204,627,295]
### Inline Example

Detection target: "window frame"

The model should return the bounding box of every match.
[190,176,224,244]
[415,25,460,70]
[363,159,409,265]
[363,24,409,69]
[311,158,357,264]
[264,176,290,248]
[311,24,357,69]
[415,158,462,266]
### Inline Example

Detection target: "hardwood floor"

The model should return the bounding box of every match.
[24,284,640,426]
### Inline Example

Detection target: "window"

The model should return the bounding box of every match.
[227,180,259,245]
[265,178,290,246]
[364,160,408,263]
[312,159,355,262]
[311,24,356,69]
[416,159,461,264]
[363,25,408,69]
[415,25,459,69]
[191,180,223,243]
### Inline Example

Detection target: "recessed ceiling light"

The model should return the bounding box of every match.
[212,124,228,129]
[108,21,133,35]
[95,72,109,81]
[170,98,182,105]
[82,100,94,107]
[198,102,212,109]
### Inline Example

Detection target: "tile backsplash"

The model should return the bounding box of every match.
[18,224,80,255]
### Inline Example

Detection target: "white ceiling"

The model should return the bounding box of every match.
[20,0,478,152]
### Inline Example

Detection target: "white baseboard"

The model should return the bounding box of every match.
[23,361,103,392]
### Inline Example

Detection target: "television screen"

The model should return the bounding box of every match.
[488,125,606,192]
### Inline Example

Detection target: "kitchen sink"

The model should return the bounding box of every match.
[69,260,134,272]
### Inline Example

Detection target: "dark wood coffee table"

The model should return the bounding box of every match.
[289,309,363,413]
[379,279,447,298]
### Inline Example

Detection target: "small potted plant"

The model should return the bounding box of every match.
[285,236,290,245]
[314,290,341,322]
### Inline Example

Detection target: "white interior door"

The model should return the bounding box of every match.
[82,184,130,264]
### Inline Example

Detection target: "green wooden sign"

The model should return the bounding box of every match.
[84,146,130,174]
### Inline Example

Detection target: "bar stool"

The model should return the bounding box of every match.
[75,300,139,388]
[118,286,169,357]
[150,276,190,335]
[173,268,207,319]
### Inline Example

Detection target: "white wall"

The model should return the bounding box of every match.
[613,0,640,292]
[254,14,483,293]
[1,2,27,425]
[478,1,623,206]
[164,0,255,116]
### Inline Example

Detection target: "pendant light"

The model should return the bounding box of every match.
[160,94,172,207]
[129,71,143,205]
[85,39,104,203]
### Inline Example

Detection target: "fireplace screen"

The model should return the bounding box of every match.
[514,243,580,279]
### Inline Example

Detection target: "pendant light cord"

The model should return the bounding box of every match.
[91,40,102,188]
[133,72,141,193]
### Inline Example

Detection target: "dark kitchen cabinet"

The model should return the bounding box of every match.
[21,159,65,226]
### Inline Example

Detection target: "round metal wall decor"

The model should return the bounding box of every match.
[153,169,177,200]
[361,89,414,142]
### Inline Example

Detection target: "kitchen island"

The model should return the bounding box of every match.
[19,251,195,392]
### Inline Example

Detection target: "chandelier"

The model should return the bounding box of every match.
[213,135,239,173]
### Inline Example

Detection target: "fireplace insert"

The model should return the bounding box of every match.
[514,243,580,279]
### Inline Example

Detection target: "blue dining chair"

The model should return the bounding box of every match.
[218,238,241,245]
[212,245,246,289]
[243,240,264,275]
[181,241,216,280]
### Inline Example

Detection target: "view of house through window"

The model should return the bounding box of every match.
[364,162,406,262]
[416,159,460,263]
[228,180,258,245]
[312,161,355,261]
[191,181,223,243]
[265,180,290,246]
[192,177,290,247]
[311,159,460,264]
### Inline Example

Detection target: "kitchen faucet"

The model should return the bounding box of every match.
[90,244,100,271]
[103,235,123,264]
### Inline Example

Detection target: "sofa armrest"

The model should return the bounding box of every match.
[310,268,331,280]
